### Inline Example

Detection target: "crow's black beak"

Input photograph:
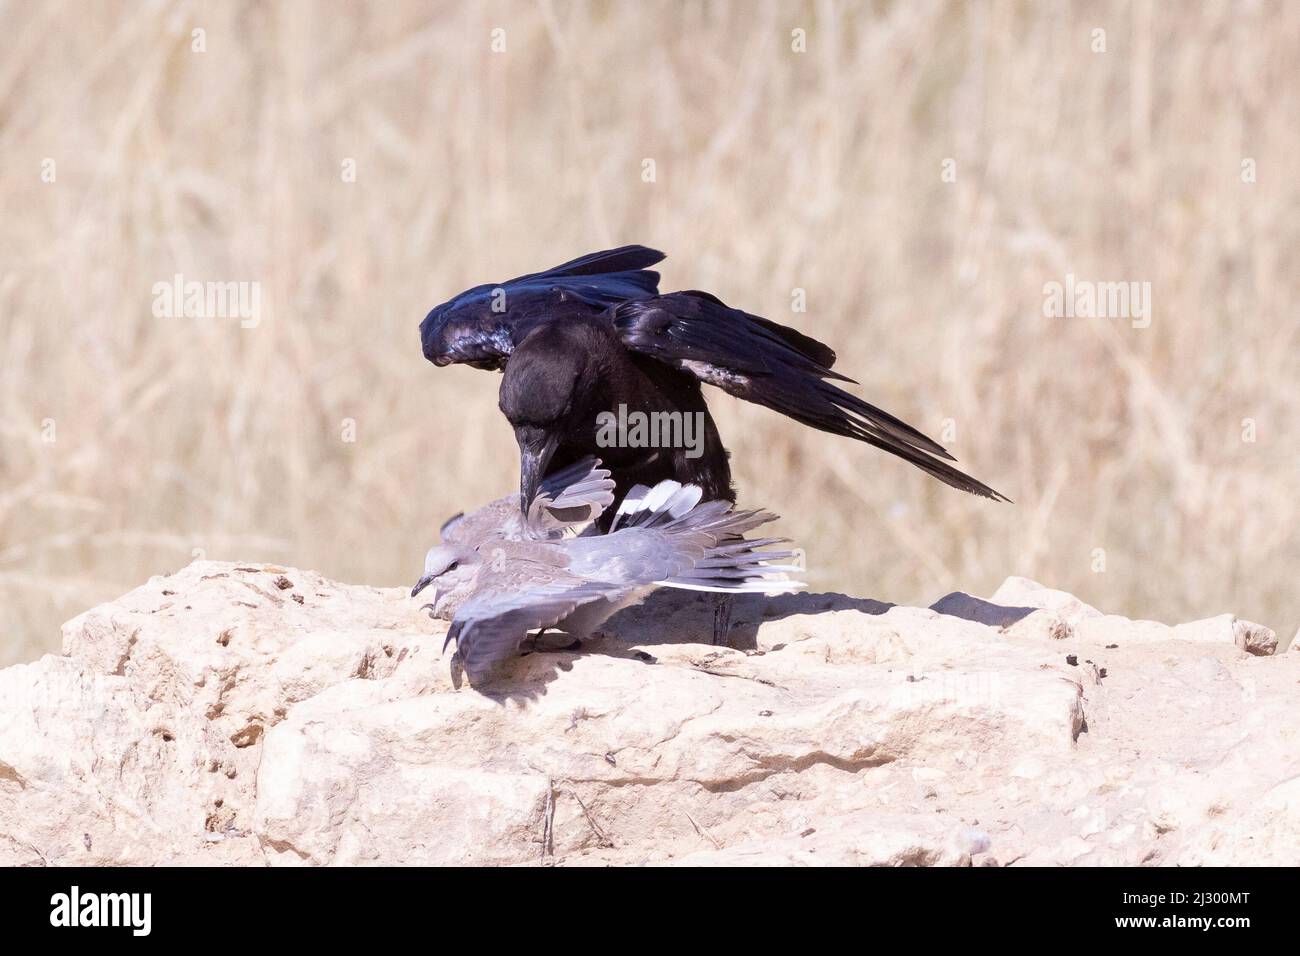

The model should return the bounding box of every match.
[411,574,435,598]
[517,427,559,516]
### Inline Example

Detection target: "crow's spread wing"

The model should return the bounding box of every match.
[612,292,1010,502]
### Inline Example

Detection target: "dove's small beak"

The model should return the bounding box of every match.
[411,574,435,598]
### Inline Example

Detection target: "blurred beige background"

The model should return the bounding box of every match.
[2,0,1297,665]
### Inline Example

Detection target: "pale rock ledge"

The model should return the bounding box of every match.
[0,561,1294,866]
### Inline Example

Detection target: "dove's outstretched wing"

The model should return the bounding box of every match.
[440,458,615,546]
[446,571,622,678]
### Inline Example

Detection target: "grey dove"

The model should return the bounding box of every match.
[411,463,802,679]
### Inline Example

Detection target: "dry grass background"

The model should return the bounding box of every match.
[1,0,1297,665]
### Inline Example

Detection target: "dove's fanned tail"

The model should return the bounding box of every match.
[677,505,802,593]
[658,549,803,593]
[605,480,804,594]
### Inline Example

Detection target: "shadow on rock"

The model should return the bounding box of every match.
[457,589,1038,694]
[601,587,896,650]
[928,591,1037,628]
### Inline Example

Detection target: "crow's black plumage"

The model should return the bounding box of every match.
[421,246,664,371]
[499,317,733,517]
[421,245,1009,512]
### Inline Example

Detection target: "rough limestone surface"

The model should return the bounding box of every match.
[1,560,1295,867]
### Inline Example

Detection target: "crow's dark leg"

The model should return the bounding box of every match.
[712,594,734,646]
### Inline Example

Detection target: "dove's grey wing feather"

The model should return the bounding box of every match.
[564,526,711,581]
[538,458,613,511]
[525,459,615,537]
[569,500,802,593]
[440,461,612,545]
[567,491,781,579]
[441,498,522,546]
[442,459,614,546]
[448,572,627,676]
[439,510,467,540]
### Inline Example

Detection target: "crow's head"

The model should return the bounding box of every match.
[498,325,598,514]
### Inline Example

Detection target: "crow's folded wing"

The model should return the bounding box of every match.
[420,246,664,368]
[611,292,1010,502]
[514,244,665,281]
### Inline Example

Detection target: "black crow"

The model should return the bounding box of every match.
[498,316,733,515]
[420,245,1008,513]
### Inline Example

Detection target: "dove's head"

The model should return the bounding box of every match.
[410,544,480,617]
